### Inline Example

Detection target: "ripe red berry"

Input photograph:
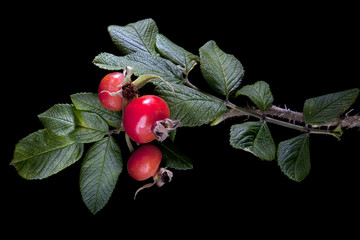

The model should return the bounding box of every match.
[123,95,173,143]
[98,72,124,111]
[127,144,162,181]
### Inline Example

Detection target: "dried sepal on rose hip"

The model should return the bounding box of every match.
[127,144,173,199]
[123,95,180,143]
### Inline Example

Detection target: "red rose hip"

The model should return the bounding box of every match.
[123,95,180,143]
[98,72,124,111]
[127,144,162,181]
[127,144,173,199]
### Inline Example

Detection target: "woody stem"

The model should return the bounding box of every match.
[184,80,334,136]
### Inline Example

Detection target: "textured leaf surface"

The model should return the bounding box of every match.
[38,104,76,136]
[11,130,84,180]
[108,18,158,55]
[158,142,193,170]
[80,136,122,214]
[92,52,124,70]
[235,81,274,112]
[277,134,310,182]
[68,110,109,143]
[199,40,244,99]
[156,34,198,76]
[70,93,122,128]
[93,52,184,84]
[38,103,109,143]
[303,88,359,125]
[155,83,227,127]
[230,121,276,161]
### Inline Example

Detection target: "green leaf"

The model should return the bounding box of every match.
[70,92,122,128]
[80,136,122,214]
[38,103,109,143]
[235,81,274,112]
[199,40,244,99]
[93,52,184,84]
[230,121,276,161]
[108,18,158,55]
[277,134,310,182]
[303,88,359,125]
[69,110,109,143]
[155,83,227,127]
[158,141,193,170]
[92,52,124,70]
[38,104,76,136]
[156,34,199,76]
[11,129,84,180]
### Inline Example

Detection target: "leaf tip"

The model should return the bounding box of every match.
[107,24,118,33]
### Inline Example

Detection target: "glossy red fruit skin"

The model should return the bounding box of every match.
[123,95,170,143]
[127,144,162,181]
[98,72,124,111]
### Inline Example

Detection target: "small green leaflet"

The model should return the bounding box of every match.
[11,129,84,180]
[155,82,227,127]
[108,18,158,55]
[235,81,274,112]
[156,34,199,76]
[93,52,184,84]
[199,40,244,99]
[80,136,122,214]
[303,88,359,126]
[230,121,276,161]
[38,104,109,143]
[70,93,122,128]
[277,134,310,182]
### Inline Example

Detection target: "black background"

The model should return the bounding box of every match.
[3,2,359,235]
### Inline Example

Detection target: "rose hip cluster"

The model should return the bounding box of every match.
[98,71,179,199]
